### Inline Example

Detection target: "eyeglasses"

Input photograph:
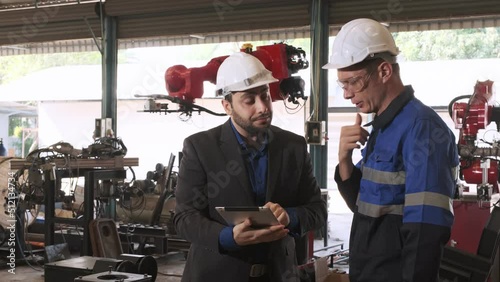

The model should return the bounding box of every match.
[336,69,375,93]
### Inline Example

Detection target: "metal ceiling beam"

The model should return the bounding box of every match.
[328,0,500,26]
[0,0,499,47]
[0,0,100,10]
[0,2,100,46]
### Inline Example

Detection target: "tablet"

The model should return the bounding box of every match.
[215,206,280,228]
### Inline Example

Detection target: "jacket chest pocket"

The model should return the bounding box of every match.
[365,150,404,174]
[363,151,406,188]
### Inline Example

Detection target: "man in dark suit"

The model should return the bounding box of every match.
[174,52,327,282]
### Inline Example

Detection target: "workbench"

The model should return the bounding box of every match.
[11,157,139,256]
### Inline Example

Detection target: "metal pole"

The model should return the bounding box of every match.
[310,0,329,188]
[102,16,118,135]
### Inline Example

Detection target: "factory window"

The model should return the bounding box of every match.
[0,51,102,158]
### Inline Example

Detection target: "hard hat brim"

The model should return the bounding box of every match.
[322,62,339,70]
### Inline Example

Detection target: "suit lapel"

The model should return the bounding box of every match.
[266,128,282,201]
[219,120,255,203]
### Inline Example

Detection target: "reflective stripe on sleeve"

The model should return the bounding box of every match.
[405,191,453,212]
[356,191,453,218]
[361,166,406,185]
[357,199,404,217]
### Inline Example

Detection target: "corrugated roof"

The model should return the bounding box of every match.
[0,0,498,50]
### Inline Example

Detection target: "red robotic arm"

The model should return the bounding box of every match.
[164,43,308,104]
[451,80,500,200]
[165,55,228,103]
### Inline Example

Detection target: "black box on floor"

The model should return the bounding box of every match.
[44,256,123,282]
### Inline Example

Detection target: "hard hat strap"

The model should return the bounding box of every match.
[366,51,397,65]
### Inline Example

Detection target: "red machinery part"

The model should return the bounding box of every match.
[164,43,308,103]
[452,80,500,199]
[461,159,498,186]
[448,200,491,254]
[452,80,495,142]
[448,80,500,273]
[165,56,227,103]
[246,44,289,101]
[470,80,494,106]
[453,102,490,142]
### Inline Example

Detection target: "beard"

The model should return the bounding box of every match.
[232,110,272,136]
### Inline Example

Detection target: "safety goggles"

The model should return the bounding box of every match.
[336,69,375,93]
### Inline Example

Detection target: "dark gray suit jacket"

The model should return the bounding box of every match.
[174,119,327,282]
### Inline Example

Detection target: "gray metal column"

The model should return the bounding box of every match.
[101,15,118,219]
[102,15,118,135]
[310,0,329,188]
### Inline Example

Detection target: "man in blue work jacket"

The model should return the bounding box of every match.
[323,18,459,282]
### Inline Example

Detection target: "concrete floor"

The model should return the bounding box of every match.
[0,229,350,282]
[1,251,186,282]
[1,238,349,282]
[0,190,352,282]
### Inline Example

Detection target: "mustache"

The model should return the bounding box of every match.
[252,114,271,121]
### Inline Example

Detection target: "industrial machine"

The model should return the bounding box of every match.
[116,154,177,228]
[137,42,309,117]
[0,137,137,260]
[441,80,500,282]
[451,80,500,202]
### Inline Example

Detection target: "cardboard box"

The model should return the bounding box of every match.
[324,270,350,282]
[299,258,350,282]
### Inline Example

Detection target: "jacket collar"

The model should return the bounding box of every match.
[365,85,415,130]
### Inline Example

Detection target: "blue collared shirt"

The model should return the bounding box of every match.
[230,120,269,206]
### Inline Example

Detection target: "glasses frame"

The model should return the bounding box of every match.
[336,68,376,93]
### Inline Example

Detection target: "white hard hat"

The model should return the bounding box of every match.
[323,18,399,69]
[216,52,278,96]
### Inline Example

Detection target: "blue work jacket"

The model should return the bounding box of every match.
[335,85,459,282]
